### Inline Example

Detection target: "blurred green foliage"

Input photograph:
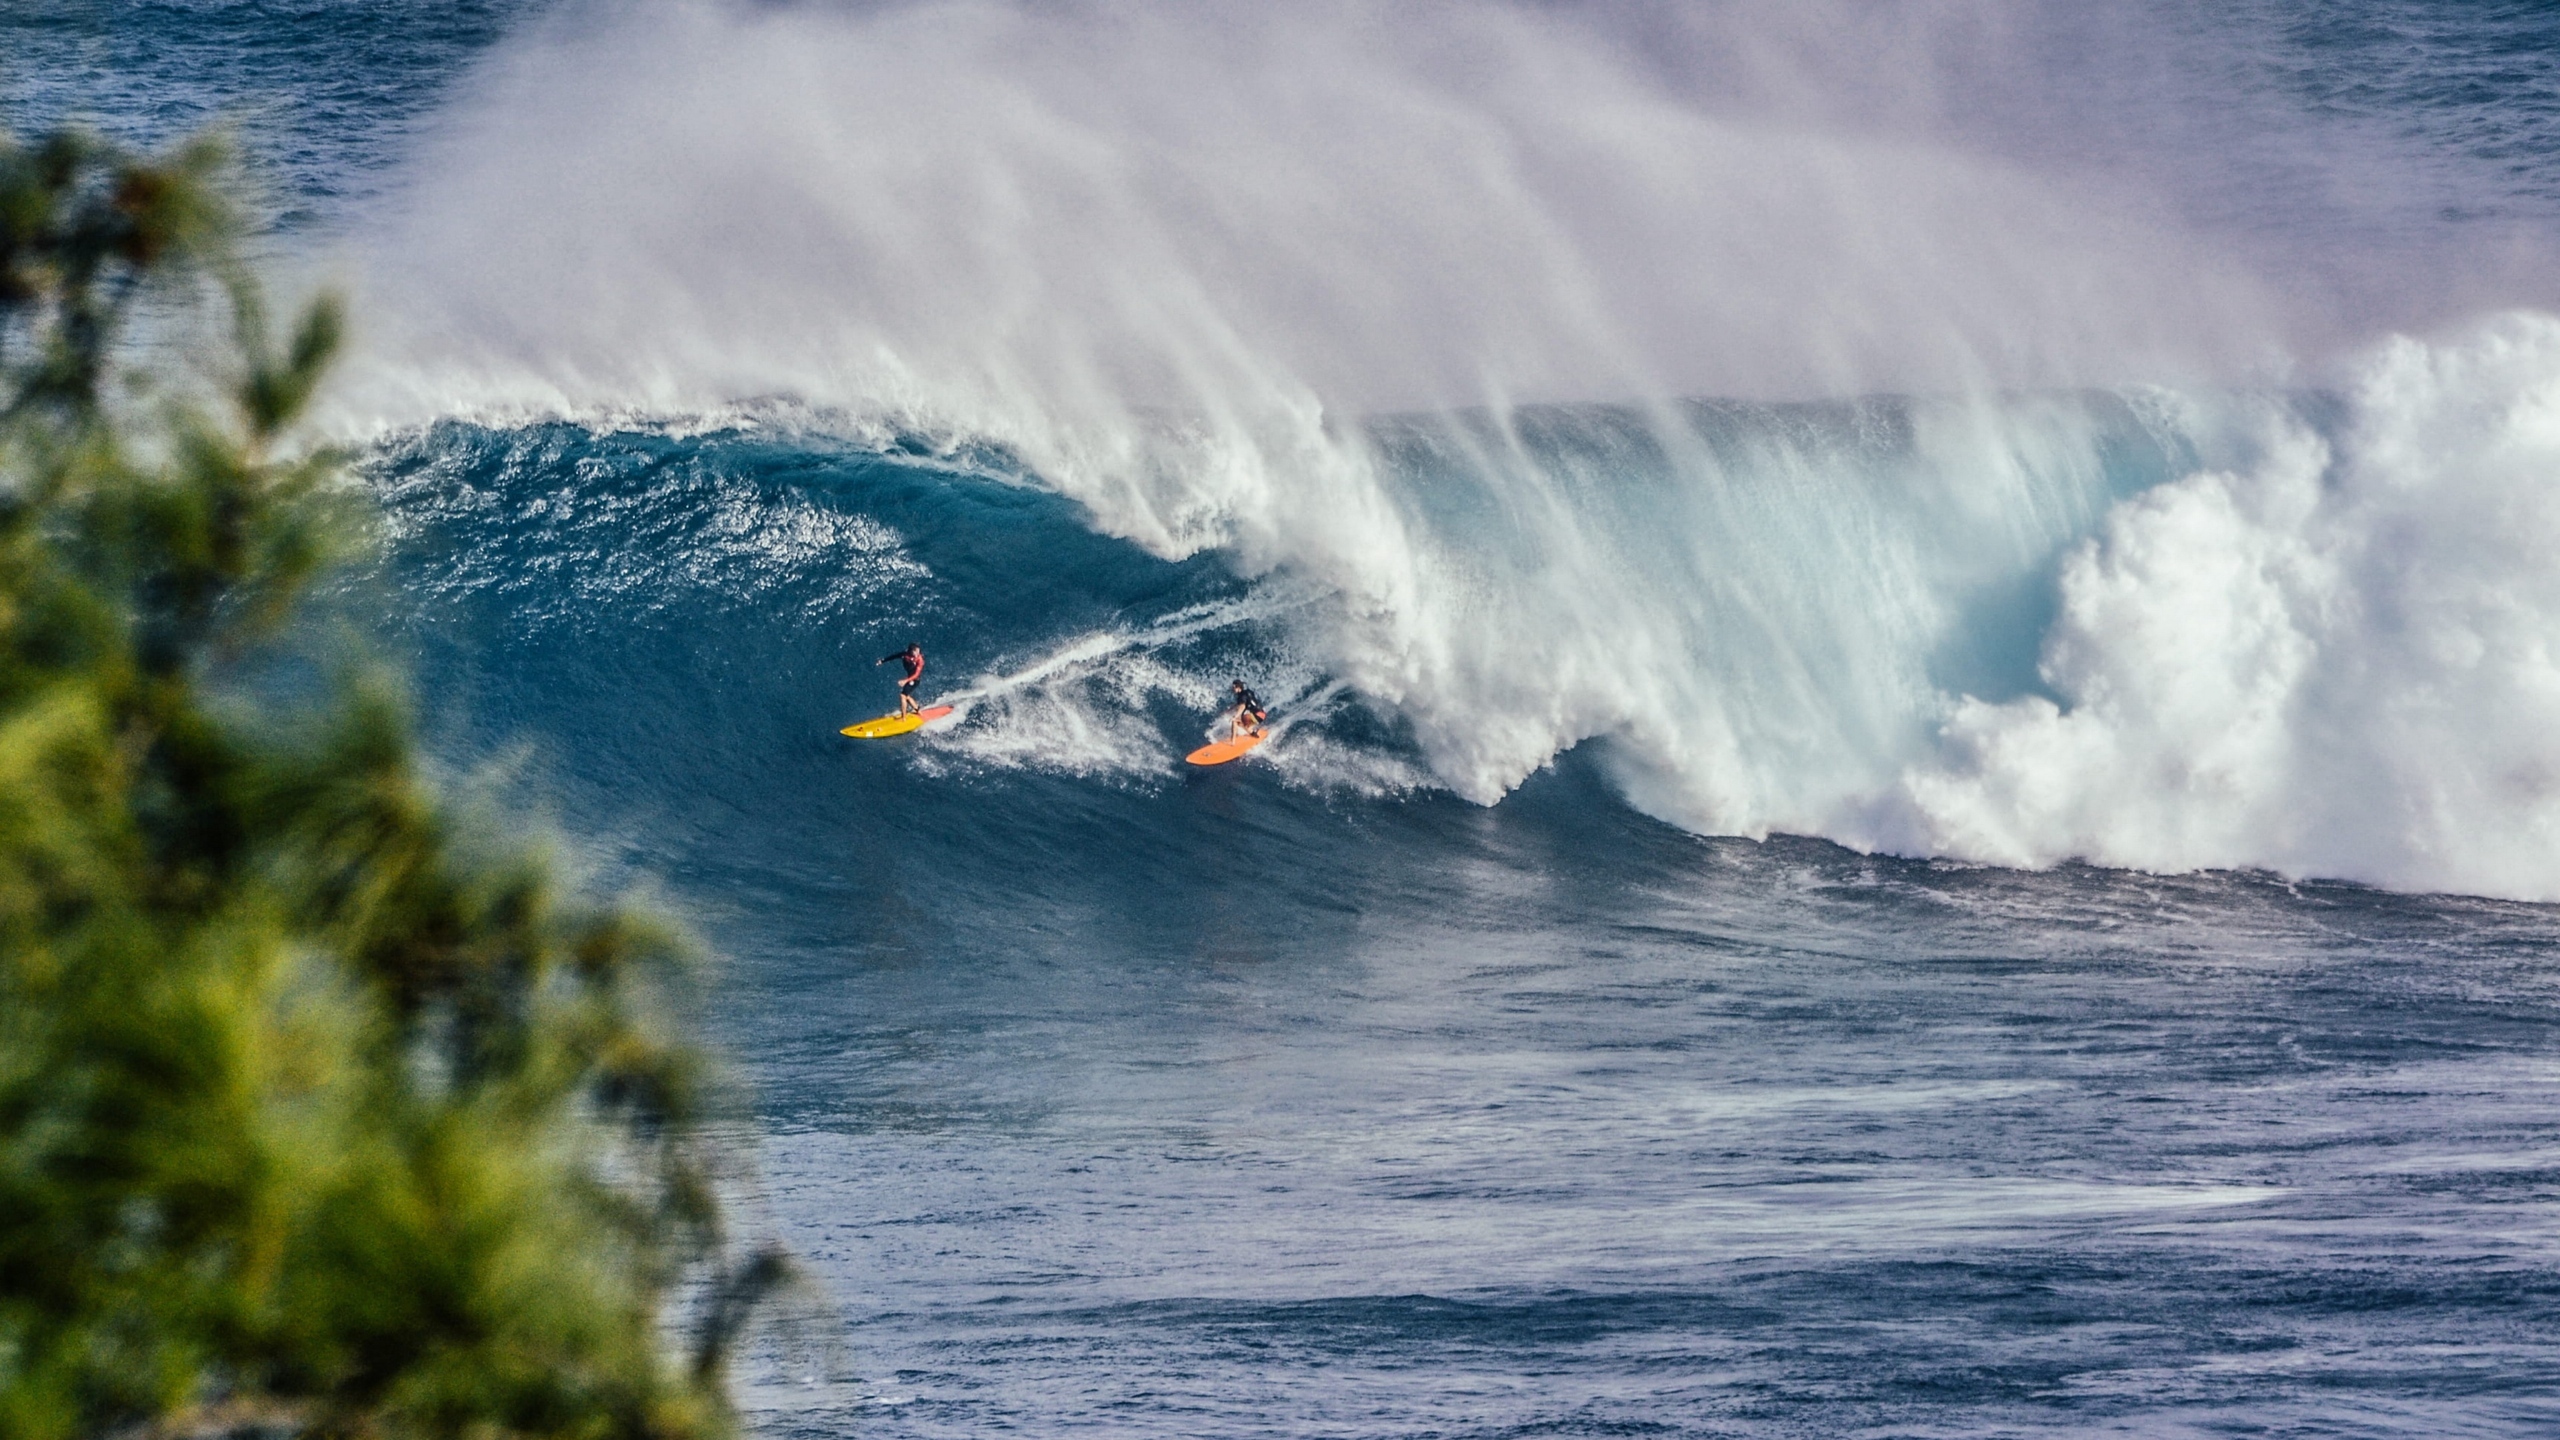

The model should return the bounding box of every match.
[0,127,775,1439]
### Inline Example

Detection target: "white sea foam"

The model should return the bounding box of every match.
[1902,316,2560,897]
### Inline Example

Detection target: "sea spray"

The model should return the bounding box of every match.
[330,0,2283,438]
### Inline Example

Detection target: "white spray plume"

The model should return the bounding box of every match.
[336,0,2293,442]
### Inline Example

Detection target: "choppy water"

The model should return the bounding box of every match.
[23,2,2560,1433]
[740,830,2560,1437]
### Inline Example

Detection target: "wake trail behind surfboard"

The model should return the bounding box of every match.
[933,584,1321,720]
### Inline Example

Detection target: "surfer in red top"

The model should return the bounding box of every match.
[878,643,925,715]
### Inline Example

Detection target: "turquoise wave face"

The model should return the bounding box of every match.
[358,393,2175,850]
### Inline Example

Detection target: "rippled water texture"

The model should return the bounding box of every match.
[747,837,2560,1436]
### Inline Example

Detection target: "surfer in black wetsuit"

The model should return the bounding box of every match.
[879,643,925,715]
[1229,680,1267,738]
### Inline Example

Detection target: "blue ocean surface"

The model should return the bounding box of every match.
[365,417,2560,1438]
[21,2,2560,1434]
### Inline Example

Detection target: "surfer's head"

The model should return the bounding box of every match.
[1231,680,1247,693]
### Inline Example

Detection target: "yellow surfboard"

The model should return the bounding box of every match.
[841,704,952,738]
[1186,729,1267,766]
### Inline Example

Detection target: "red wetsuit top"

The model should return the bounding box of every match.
[881,649,924,685]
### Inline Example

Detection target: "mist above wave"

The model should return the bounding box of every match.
[336,0,2305,432]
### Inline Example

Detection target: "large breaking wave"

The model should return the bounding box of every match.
[331,0,2560,900]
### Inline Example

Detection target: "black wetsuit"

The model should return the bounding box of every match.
[1232,687,1267,731]
[882,648,924,699]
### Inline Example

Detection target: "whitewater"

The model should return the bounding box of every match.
[21,0,2560,1433]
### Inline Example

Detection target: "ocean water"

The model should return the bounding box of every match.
[20,2,2560,1434]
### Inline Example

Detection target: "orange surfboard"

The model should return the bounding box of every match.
[841,704,953,738]
[1186,729,1267,766]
